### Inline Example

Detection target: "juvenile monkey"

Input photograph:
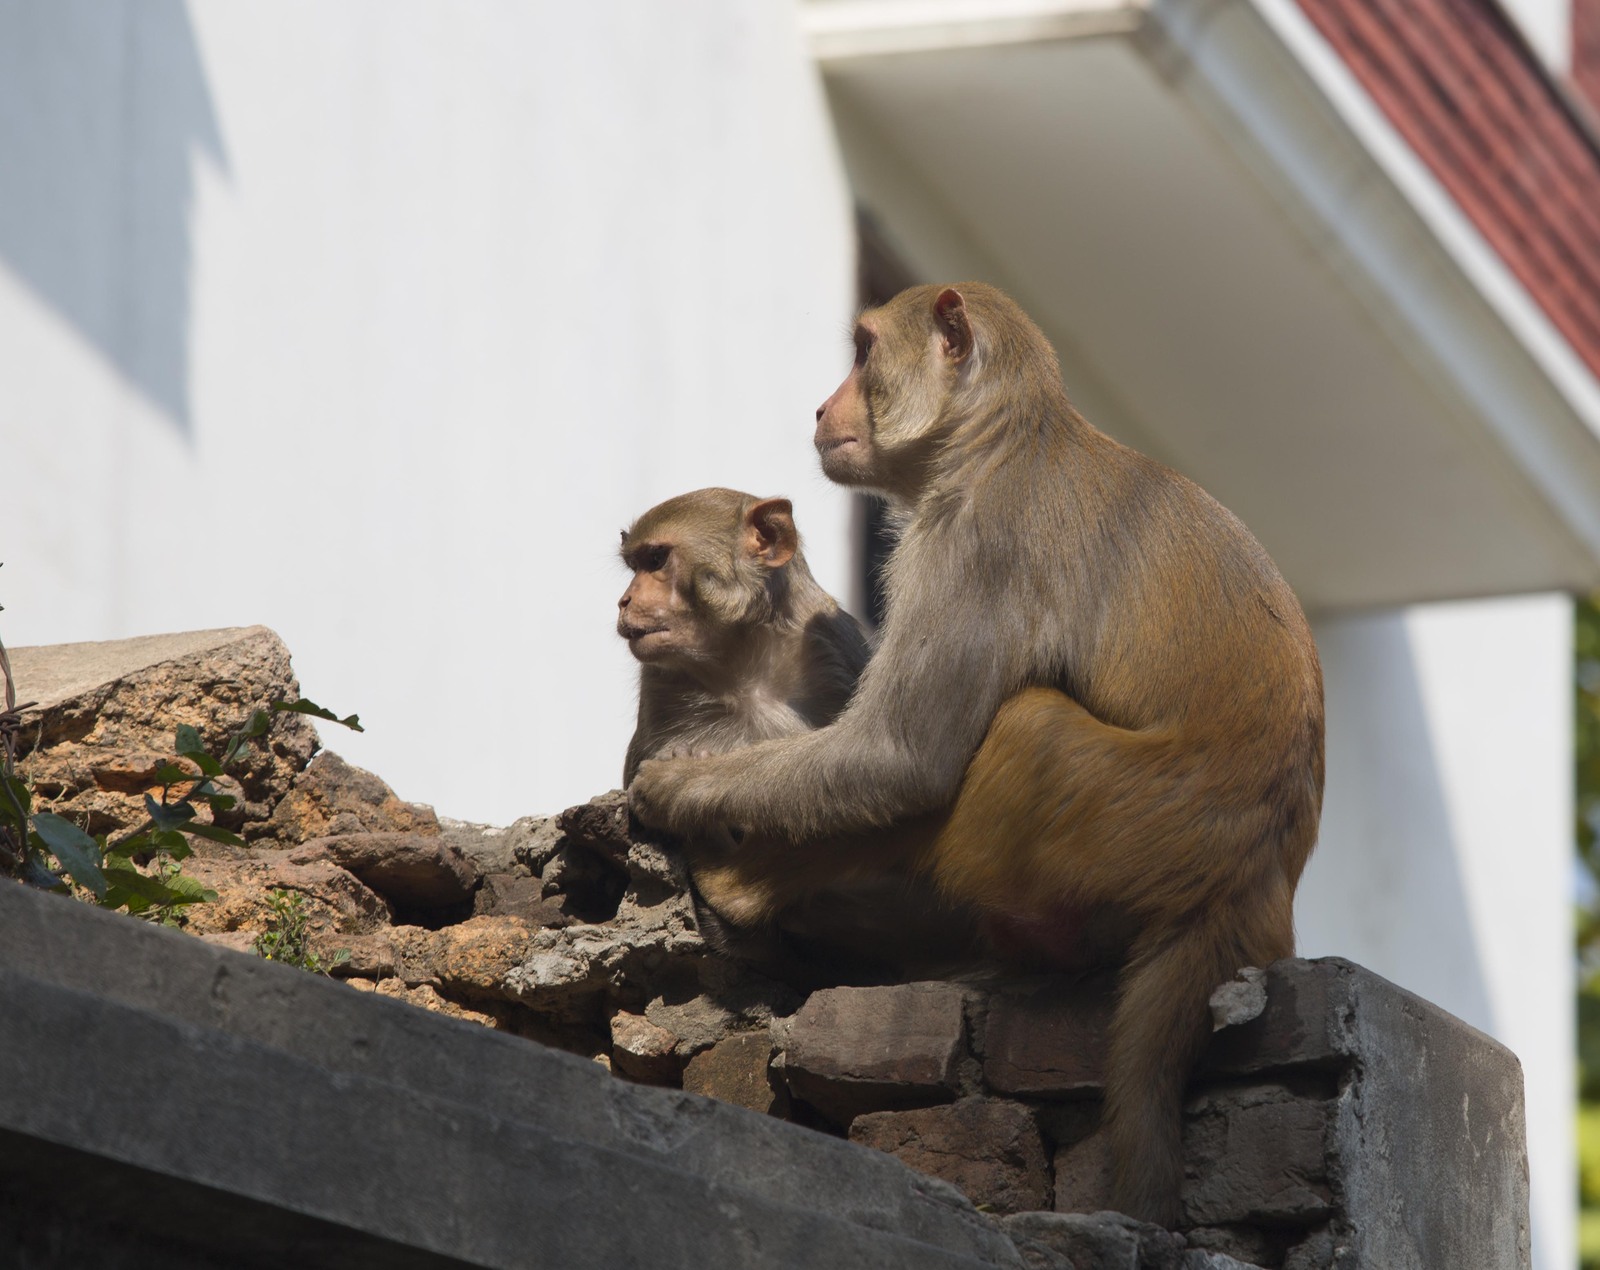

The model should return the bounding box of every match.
[618,486,975,981]
[630,285,1325,1225]
[618,487,867,783]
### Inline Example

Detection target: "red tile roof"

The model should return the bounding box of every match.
[1298,0,1600,378]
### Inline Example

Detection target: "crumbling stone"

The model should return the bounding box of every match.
[9,626,317,838]
[440,812,553,877]
[180,853,392,938]
[288,831,480,909]
[266,751,439,845]
[610,1010,685,1085]
[851,1097,1050,1215]
[1210,967,1269,1030]
[391,915,535,998]
[326,930,399,979]
[682,1033,788,1116]
[981,975,1114,1097]
[473,871,575,927]
[346,978,497,1028]
[776,981,970,1124]
[1181,1084,1333,1228]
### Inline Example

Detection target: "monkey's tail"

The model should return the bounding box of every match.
[1103,905,1276,1226]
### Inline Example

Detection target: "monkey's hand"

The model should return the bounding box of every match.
[628,754,726,837]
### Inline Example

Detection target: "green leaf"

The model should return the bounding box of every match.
[174,724,203,757]
[104,832,153,859]
[153,763,191,786]
[273,698,364,733]
[100,863,189,905]
[181,821,246,849]
[20,854,67,891]
[144,794,196,833]
[101,885,151,913]
[149,828,194,860]
[1,770,32,824]
[187,751,223,777]
[31,813,106,897]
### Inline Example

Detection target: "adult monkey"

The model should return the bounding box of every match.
[629,283,1325,1225]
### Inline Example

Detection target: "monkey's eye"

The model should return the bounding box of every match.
[853,328,874,368]
[637,545,671,573]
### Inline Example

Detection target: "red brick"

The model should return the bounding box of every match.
[682,1033,788,1116]
[850,1098,1050,1215]
[776,982,969,1124]
[980,977,1112,1098]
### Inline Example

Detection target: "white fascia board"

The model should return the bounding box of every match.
[1145,0,1600,568]
[803,0,1146,61]
[804,0,1600,572]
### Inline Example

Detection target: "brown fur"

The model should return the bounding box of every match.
[630,285,1325,1224]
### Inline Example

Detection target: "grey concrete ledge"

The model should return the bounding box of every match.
[0,880,1019,1270]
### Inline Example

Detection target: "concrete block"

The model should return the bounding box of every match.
[0,880,1022,1270]
[1180,1085,1333,1227]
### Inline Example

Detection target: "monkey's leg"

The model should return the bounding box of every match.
[932,687,1309,1225]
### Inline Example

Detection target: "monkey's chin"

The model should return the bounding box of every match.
[817,439,872,486]
[623,629,674,662]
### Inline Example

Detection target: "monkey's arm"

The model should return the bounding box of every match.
[630,560,1023,841]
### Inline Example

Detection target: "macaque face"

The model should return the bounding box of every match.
[814,322,880,486]
[616,492,799,670]
[814,289,974,494]
[616,538,706,665]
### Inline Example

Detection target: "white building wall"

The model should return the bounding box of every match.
[1303,593,1575,1270]
[1496,0,1573,72]
[0,0,857,824]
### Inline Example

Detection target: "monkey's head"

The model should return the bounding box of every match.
[617,488,799,670]
[815,282,1061,496]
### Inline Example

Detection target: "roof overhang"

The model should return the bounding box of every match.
[804,0,1600,612]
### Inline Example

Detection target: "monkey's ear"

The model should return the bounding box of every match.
[934,288,973,362]
[745,499,798,569]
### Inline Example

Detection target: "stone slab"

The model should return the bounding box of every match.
[0,880,1019,1269]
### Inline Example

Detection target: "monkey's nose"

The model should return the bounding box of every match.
[815,405,826,422]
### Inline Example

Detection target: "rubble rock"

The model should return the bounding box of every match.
[610,1010,684,1085]
[682,1033,788,1116]
[473,871,575,927]
[439,813,553,877]
[288,832,479,909]
[265,751,438,846]
[981,975,1114,1097]
[1210,967,1269,1031]
[347,978,497,1028]
[850,1097,1050,1216]
[180,854,392,938]
[325,931,400,979]
[776,981,969,1124]
[392,916,535,998]
[9,626,318,838]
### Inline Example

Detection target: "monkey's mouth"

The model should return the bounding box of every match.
[816,436,859,455]
[618,621,667,644]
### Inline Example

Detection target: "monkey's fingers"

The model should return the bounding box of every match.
[629,757,714,834]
